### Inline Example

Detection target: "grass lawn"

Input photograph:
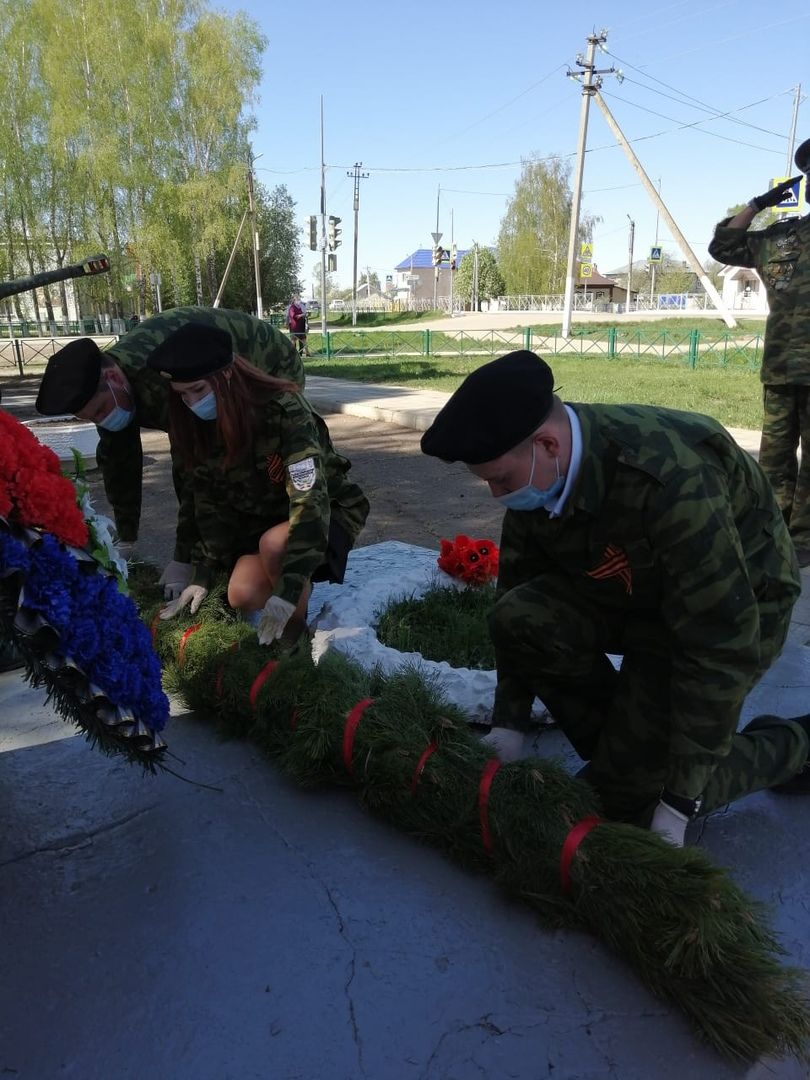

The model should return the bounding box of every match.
[324,310,444,328]
[323,312,767,339]
[515,316,767,340]
[305,352,763,430]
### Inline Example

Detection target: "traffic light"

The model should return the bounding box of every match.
[327,215,342,251]
[432,244,442,266]
[308,215,318,251]
[82,254,110,276]
[450,244,457,271]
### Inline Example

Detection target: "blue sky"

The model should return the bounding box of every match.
[219,0,808,294]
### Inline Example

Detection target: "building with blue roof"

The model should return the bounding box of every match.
[393,248,469,305]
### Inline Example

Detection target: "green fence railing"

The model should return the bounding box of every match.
[302,327,764,370]
[0,324,765,376]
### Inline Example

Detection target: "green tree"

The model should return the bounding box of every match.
[311,262,336,302]
[218,183,302,312]
[497,156,597,295]
[655,257,697,295]
[0,0,266,321]
[454,245,506,306]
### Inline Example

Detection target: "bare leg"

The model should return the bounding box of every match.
[227,522,311,639]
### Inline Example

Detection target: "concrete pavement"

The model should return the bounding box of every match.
[2,375,810,1079]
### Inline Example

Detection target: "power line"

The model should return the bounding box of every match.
[611,0,739,43]
[605,52,791,140]
[618,75,788,140]
[430,63,566,149]
[600,90,787,153]
[652,13,810,64]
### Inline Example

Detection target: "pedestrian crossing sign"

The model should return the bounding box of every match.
[649,246,663,263]
[579,242,593,260]
[770,176,805,214]
[579,262,593,279]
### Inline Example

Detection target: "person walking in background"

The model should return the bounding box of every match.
[709,138,810,567]
[286,295,308,357]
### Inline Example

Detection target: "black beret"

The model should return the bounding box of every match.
[36,338,103,416]
[420,350,555,464]
[795,138,810,173]
[146,322,233,381]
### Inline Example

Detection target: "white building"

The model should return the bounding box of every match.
[718,264,769,314]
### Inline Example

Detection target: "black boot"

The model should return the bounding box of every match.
[753,714,810,795]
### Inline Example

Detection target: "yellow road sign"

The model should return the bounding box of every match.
[580,242,593,259]
[769,176,805,215]
[579,262,593,279]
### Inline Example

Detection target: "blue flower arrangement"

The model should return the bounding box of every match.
[0,530,169,732]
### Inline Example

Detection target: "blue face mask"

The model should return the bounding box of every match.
[98,382,134,432]
[496,445,565,512]
[188,391,217,421]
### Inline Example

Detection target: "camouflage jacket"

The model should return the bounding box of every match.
[708,214,810,383]
[95,306,305,556]
[180,392,369,606]
[494,403,800,800]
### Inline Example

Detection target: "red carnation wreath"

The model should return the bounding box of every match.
[437,534,499,586]
[0,412,88,548]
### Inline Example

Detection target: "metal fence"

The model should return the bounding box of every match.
[0,323,764,377]
[306,326,764,369]
[494,293,717,313]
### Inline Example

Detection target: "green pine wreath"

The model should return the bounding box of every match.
[137,571,810,1064]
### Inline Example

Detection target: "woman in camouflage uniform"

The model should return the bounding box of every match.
[147,323,369,644]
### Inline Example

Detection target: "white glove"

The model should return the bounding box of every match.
[650,800,689,847]
[159,584,208,620]
[479,726,525,763]
[158,560,193,600]
[116,539,138,562]
[256,596,296,645]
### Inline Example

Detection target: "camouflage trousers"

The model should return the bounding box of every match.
[489,574,808,824]
[760,384,810,550]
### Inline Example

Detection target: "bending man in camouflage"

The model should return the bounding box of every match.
[709,137,810,567]
[34,306,304,598]
[421,350,810,847]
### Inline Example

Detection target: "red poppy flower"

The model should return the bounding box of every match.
[437,534,499,586]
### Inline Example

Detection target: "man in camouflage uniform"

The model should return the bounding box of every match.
[421,350,810,846]
[35,307,304,597]
[709,138,810,567]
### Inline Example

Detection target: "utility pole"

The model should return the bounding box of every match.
[593,91,736,329]
[319,97,327,336]
[449,208,454,315]
[786,84,802,173]
[650,178,661,304]
[347,162,369,327]
[472,245,479,312]
[247,149,263,319]
[433,184,441,309]
[626,214,635,312]
[562,30,615,337]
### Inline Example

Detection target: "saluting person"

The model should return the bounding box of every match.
[709,137,810,567]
